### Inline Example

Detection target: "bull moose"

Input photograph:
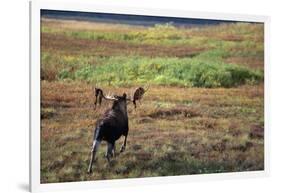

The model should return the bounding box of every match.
[88,86,147,173]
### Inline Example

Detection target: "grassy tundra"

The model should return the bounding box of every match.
[41,18,264,183]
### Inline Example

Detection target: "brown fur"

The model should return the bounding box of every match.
[93,88,103,109]
[132,87,147,108]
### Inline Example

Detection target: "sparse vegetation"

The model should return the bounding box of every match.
[40,17,264,183]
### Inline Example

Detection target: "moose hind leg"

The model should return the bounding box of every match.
[106,142,114,163]
[87,140,101,174]
[120,135,127,153]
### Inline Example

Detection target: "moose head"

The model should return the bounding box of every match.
[93,86,148,110]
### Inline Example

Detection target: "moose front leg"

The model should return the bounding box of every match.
[112,142,116,157]
[120,135,127,153]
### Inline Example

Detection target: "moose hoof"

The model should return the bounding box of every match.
[120,146,125,153]
[87,168,92,174]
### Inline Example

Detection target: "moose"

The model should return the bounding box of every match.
[88,86,147,174]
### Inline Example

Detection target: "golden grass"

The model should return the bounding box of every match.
[41,32,204,57]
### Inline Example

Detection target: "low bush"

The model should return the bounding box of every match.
[70,56,263,88]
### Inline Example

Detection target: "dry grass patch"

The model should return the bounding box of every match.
[41,81,263,183]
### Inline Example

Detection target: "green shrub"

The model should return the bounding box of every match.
[58,69,73,80]
[69,56,263,88]
[75,66,93,80]
[42,52,263,88]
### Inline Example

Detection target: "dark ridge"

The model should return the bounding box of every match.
[41,9,257,27]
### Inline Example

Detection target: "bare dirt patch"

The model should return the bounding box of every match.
[249,124,264,139]
[148,107,201,119]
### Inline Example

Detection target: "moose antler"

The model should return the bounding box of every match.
[93,87,117,109]
[103,91,118,101]
[127,85,149,109]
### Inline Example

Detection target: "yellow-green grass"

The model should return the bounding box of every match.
[41,18,264,87]
[41,18,263,66]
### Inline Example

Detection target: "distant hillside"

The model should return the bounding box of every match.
[41,9,248,27]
